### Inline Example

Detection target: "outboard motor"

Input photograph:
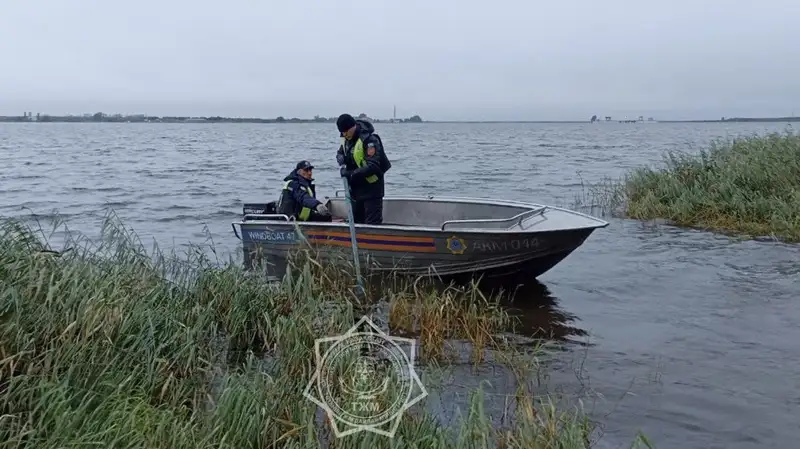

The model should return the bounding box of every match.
[242,201,277,220]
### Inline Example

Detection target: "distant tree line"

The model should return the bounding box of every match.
[0,111,425,124]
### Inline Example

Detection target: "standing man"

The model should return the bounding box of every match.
[335,113,391,225]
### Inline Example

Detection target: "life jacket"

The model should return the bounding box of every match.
[341,134,392,184]
[276,177,316,220]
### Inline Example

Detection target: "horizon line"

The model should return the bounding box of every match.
[2,112,799,124]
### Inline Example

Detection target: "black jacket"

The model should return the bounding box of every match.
[336,119,391,201]
[277,170,321,219]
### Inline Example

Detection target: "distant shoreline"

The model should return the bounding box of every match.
[1,113,798,124]
[0,113,423,124]
[428,116,800,123]
[659,117,800,123]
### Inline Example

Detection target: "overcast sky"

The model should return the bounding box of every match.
[1,0,798,121]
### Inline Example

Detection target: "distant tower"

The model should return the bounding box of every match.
[393,105,396,121]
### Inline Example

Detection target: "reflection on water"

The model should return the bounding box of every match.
[473,275,589,345]
[372,271,588,346]
[370,273,592,432]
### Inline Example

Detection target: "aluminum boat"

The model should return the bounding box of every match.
[231,192,609,281]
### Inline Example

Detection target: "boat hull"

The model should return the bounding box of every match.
[237,222,599,281]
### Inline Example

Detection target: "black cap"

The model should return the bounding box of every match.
[296,160,314,170]
[336,113,357,133]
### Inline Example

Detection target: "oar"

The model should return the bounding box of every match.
[341,170,366,298]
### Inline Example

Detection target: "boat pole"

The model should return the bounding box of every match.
[341,173,366,297]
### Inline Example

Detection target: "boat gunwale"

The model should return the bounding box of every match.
[233,195,609,235]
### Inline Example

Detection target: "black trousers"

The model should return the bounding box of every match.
[307,211,333,222]
[352,198,383,225]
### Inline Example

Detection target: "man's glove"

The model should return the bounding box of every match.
[315,203,329,215]
[340,165,352,179]
[336,153,345,166]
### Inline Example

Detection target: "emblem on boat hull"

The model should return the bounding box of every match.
[446,236,467,255]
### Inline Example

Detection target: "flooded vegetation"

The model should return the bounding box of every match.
[600,131,800,242]
[0,215,653,448]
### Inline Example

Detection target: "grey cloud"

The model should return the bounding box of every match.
[1,0,798,120]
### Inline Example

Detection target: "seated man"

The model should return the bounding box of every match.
[276,160,332,222]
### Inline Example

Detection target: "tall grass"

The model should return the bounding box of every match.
[594,131,800,242]
[0,214,648,448]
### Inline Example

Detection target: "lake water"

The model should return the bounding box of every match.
[2,121,799,449]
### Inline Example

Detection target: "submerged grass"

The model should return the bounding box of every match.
[586,130,800,242]
[0,214,648,448]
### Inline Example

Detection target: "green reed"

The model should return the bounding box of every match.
[588,130,800,242]
[0,213,647,449]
